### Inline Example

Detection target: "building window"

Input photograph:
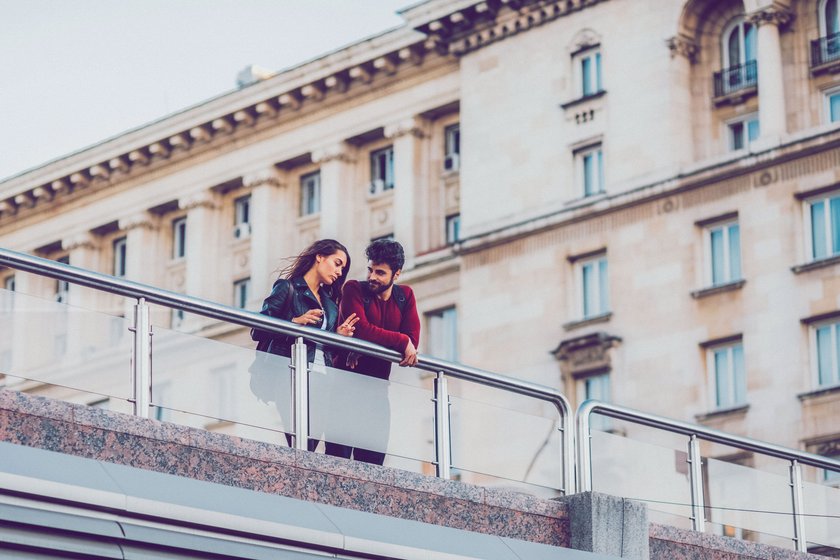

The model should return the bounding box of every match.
[577,254,609,319]
[806,191,840,261]
[579,372,611,430]
[826,89,840,123]
[233,195,251,238]
[445,214,461,245]
[56,256,69,303]
[444,124,460,172]
[727,114,759,151]
[300,171,321,216]
[705,220,741,286]
[171,308,185,329]
[369,146,394,195]
[172,217,187,259]
[813,320,840,389]
[370,233,394,244]
[707,341,747,410]
[233,278,250,309]
[426,307,458,362]
[113,237,127,278]
[576,145,604,197]
[575,48,603,98]
[2,276,14,292]
[822,0,840,38]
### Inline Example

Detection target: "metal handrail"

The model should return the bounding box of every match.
[0,246,574,494]
[577,399,840,551]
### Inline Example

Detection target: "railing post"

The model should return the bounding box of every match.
[576,405,593,493]
[130,298,152,418]
[790,459,807,553]
[291,337,309,451]
[687,434,706,532]
[433,372,451,479]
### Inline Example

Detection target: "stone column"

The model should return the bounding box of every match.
[665,34,698,168]
[62,232,101,310]
[118,212,162,319]
[177,192,222,331]
[313,143,356,245]
[748,4,794,144]
[385,118,429,269]
[244,168,288,305]
[61,232,102,358]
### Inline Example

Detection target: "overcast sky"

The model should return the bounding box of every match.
[0,0,412,181]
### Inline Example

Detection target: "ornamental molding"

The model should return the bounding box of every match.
[312,143,357,164]
[746,5,795,29]
[118,212,160,232]
[62,232,99,252]
[552,331,622,375]
[242,169,284,189]
[178,192,219,211]
[384,118,429,140]
[666,35,699,63]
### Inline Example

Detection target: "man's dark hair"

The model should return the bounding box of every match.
[366,239,405,272]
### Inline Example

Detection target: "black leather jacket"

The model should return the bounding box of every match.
[258,276,340,365]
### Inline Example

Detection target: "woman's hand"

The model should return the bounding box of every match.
[337,313,359,337]
[292,309,324,326]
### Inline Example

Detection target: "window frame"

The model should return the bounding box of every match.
[444,124,461,172]
[706,339,747,411]
[721,17,756,69]
[233,195,251,238]
[172,216,187,260]
[824,86,840,123]
[56,255,70,303]
[369,145,395,195]
[2,275,14,292]
[577,372,611,430]
[803,190,840,262]
[299,171,321,217]
[576,144,605,198]
[725,113,760,152]
[811,319,840,390]
[703,218,742,287]
[820,0,840,37]
[425,306,458,362]
[113,236,127,278]
[233,277,251,309]
[445,214,461,245]
[575,252,609,320]
[574,46,603,98]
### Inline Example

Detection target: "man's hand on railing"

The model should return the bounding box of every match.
[400,340,418,367]
[337,313,359,337]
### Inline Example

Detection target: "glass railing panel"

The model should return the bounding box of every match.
[448,389,563,491]
[590,429,693,527]
[802,478,840,553]
[150,324,292,445]
[704,455,795,547]
[0,287,133,402]
[308,360,435,471]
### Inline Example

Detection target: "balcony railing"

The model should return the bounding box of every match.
[811,33,840,68]
[713,60,758,98]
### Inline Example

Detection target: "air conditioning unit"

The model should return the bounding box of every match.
[444,153,460,172]
[233,223,252,239]
[369,178,385,195]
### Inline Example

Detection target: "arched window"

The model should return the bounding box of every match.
[821,0,840,37]
[721,17,756,69]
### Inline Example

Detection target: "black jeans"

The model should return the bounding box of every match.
[324,442,385,466]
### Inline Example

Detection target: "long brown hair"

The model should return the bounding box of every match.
[279,239,351,300]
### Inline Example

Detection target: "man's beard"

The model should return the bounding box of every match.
[368,277,394,294]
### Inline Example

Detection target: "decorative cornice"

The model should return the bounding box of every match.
[118,212,159,232]
[312,144,356,165]
[242,169,284,189]
[178,192,219,211]
[746,5,795,29]
[666,35,699,63]
[62,232,98,252]
[384,118,428,140]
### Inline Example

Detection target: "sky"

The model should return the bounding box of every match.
[0,0,413,181]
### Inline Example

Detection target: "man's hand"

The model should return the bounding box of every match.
[400,340,418,367]
[346,352,360,369]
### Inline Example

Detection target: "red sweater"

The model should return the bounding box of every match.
[339,280,420,353]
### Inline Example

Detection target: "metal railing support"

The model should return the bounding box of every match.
[292,338,309,451]
[433,372,452,479]
[790,459,806,552]
[130,298,152,418]
[576,406,593,493]
[687,434,706,532]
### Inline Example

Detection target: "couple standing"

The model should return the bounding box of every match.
[254,238,420,465]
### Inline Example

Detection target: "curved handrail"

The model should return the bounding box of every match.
[0,246,574,493]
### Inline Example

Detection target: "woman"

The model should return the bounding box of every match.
[251,239,359,450]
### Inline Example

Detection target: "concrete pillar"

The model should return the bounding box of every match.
[313,143,356,245]
[244,168,288,305]
[665,35,698,168]
[748,4,795,144]
[385,118,430,269]
[62,232,101,310]
[565,491,650,559]
[61,232,102,359]
[178,191,222,302]
[118,212,162,321]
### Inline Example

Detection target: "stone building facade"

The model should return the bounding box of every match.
[1,0,839,513]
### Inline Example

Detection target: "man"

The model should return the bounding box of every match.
[335,239,421,464]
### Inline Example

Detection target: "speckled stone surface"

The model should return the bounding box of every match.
[649,523,827,559]
[0,389,570,547]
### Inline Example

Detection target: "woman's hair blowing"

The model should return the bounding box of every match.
[279,239,351,299]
